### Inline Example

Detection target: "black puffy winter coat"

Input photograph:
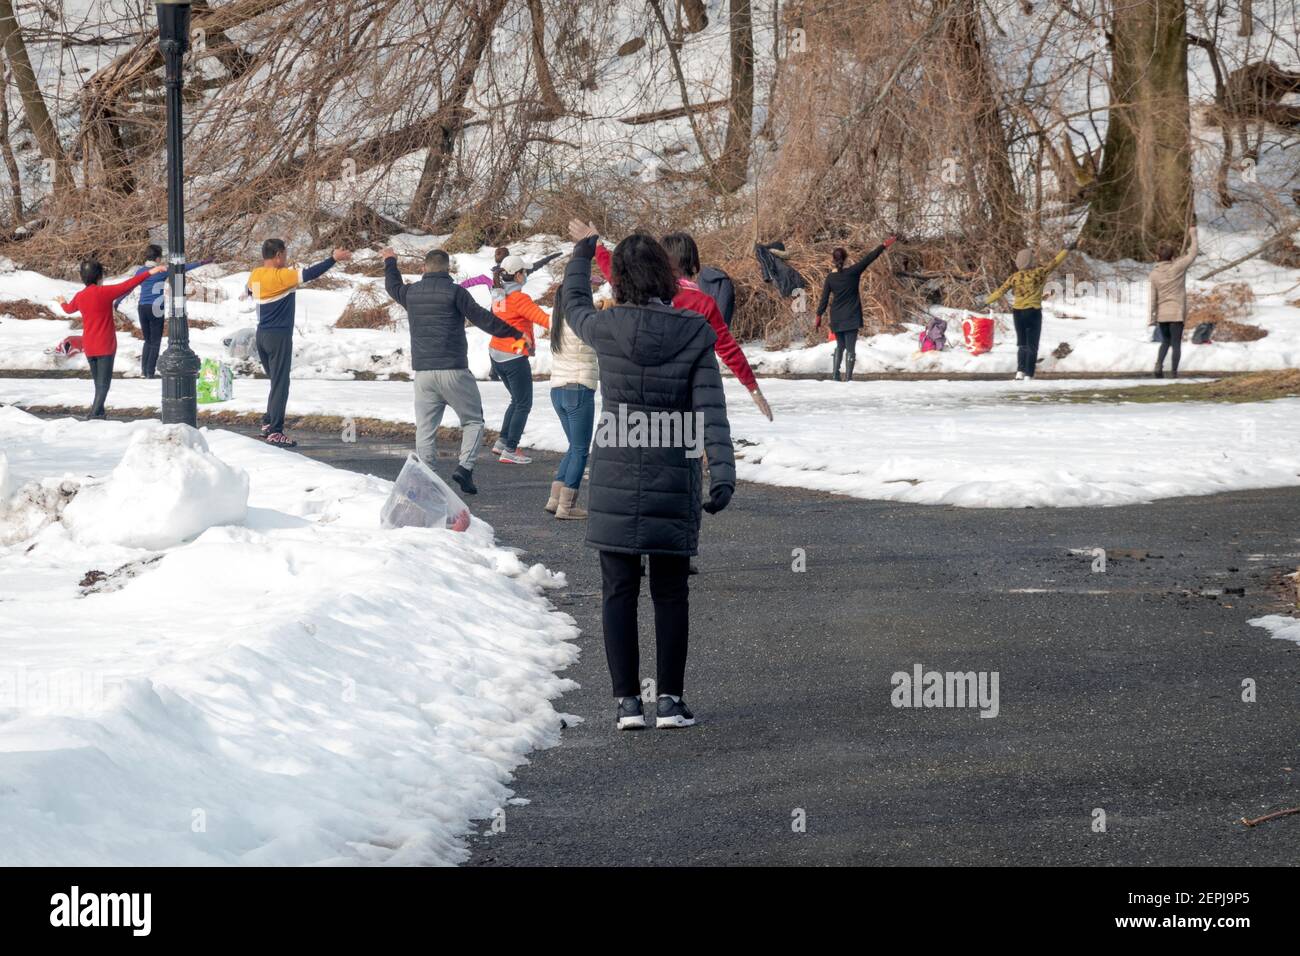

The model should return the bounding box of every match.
[384,260,520,370]
[561,240,736,557]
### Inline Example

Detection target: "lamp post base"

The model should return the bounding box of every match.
[158,343,200,427]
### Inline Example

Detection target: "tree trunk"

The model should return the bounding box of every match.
[405,0,509,226]
[0,61,24,224]
[942,0,1023,250]
[0,0,69,193]
[525,0,564,121]
[1082,0,1192,260]
[716,0,754,192]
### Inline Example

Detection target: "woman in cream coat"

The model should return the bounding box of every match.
[545,284,601,519]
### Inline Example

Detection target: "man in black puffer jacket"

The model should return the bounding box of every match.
[382,247,523,495]
[562,221,736,731]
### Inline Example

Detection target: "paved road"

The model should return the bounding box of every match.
[248,425,1300,865]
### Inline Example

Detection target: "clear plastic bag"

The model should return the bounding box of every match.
[380,453,471,532]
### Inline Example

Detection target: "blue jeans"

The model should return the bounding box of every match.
[492,355,533,450]
[550,385,595,489]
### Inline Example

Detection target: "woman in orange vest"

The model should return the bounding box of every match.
[488,254,551,463]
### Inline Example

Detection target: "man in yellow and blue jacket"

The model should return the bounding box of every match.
[246,239,351,446]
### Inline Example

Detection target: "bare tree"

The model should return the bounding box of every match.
[0,0,69,192]
[1081,0,1194,259]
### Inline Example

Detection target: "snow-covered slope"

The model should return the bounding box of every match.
[0,408,578,865]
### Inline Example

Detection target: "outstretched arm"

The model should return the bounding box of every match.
[1173,227,1199,272]
[690,347,736,509]
[593,241,612,283]
[526,252,561,275]
[984,276,1014,306]
[562,230,602,348]
[846,243,888,276]
[382,255,409,308]
[458,286,523,340]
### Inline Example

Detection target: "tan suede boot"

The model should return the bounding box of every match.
[556,486,587,519]
[545,480,563,514]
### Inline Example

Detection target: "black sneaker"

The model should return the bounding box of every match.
[451,465,478,495]
[656,695,696,729]
[615,696,646,731]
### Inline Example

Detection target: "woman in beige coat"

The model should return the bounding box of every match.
[1148,227,1198,378]
[545,280,600,519]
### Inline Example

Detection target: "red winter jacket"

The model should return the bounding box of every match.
[595,242,758,391]
[60,272,153,357]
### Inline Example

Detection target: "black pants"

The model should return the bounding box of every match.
[138,302,164,378]
[87,354,114,418]
[256,329,293,433]
[600,550,691,699]
[1157,321,1183,374]
[1012,308,1043,377]
[833,329,858,377]
[492,356,533,450]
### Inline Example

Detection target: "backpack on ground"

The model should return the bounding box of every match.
[919,317,947,352]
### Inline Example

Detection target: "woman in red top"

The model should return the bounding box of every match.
[56,259,165,419]
[593,232,772,421]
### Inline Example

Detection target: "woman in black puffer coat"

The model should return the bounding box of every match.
[562,220,736,731]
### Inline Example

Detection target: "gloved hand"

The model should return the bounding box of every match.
[703,483,733,515]
[512,336,528,355]
[813,314,822,330]
[883,235,899,248]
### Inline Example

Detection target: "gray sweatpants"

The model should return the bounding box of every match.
[413,368,486,470]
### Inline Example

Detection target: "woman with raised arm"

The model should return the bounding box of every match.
[562,218,736,731]
[1147,227,1199,379]
[984,241,1075,380]
[56,258,166,419]
[814,237,899,381]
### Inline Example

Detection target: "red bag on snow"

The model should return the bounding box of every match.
[961,316,995,356]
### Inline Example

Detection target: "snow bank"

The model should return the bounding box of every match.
[0,408,578,866]
[61,425,248,550]
[1249,615,1300,647]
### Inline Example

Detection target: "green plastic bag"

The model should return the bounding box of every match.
[197,357,234,404]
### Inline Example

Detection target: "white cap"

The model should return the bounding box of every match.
[500,255,527,276]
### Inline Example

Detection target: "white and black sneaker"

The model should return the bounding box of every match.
[656,695,696,728]
[615,696,646,730]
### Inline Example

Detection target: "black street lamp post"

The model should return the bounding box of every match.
[155,0,198,426]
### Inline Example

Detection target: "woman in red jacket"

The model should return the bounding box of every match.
[56,259,165,419]
[594,233,772,421]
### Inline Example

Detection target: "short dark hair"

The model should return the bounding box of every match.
[261,238,287,260]
[79,259,104,285]
[660,232,700,279]
[145,243,163,261]
[1155,241,1176,262]
[610,233,678,305]
[494,246,510,264]
[424,249,450,272]
[832,247,847,269]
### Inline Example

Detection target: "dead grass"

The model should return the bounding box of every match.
[0,299,61,322]
[1181,282,1266,341]
[1034,369,1300,405]
[335,285,396,330]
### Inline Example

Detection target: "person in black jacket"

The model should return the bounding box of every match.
[814,236,898,380]
[564,219,736,731]
[381,247,523,495]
